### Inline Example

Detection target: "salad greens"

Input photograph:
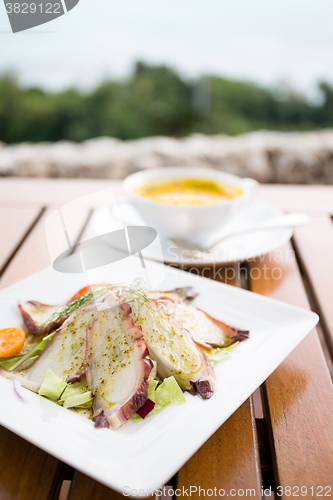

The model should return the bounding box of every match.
[134,344,238,421]
[59,378,92,409]
[39,371,186,421]
[38,368,67,400]
[155,376,187,406]
[38,370,93,409]
[202,342,238,366]
[134,376,186,422]
[62,392,92,410]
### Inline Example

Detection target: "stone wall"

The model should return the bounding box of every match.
[1,130,333,183]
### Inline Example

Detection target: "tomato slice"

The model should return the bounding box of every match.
[68,283,111,303]
[0,328,26,358]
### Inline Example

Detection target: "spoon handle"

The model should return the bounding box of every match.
[245,213,309,231]
[209,213,309,249]
[169,213,309,257]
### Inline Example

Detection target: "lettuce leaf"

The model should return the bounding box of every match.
[58,377,92,409]
[37,370,92,410]
[0,355,24,371]
[202,342,238,366]
[62,392,92,409]
[155,376,186,406]
[134,376,186,422]
[60,378,87,400]
[147,379,159,402]
[38,368,67,400]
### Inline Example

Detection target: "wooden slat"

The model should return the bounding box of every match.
[258,184,333,213]
[70,473,138,500]
[0,206,41,273]
[0,427,59,500]
[248,244,333,489]
[293,215,333,358]
[0,178,123,207]
[0,206,90,290]
[1,179,333,214]
[178,399,261,497]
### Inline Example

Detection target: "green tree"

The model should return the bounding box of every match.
[0,64,332,144]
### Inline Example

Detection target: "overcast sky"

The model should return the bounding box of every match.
[1,0,333,97]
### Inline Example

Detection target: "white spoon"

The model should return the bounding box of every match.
[168,213,309,259]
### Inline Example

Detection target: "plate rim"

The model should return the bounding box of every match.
[0,262,319,496]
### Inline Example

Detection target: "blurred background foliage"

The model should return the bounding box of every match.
[1,61,333,144]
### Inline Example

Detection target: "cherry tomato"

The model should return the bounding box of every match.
[68,284,111,303]
[0,328,26,358]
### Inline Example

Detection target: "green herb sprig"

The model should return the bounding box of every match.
[40,286,111,330]
[40,278,151,330]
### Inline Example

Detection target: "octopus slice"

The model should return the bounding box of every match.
[85,303,153,429]
[133,299,216,398]
[5,302,99,392]
[17,287,121,336]
[17,301,67,336]
[156,298,249,350]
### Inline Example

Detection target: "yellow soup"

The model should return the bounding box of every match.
[134,178,243,206]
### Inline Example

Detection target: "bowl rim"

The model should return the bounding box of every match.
[122,166,257,210]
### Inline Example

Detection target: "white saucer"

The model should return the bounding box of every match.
[91,199,293,267]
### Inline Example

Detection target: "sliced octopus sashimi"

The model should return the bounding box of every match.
[155,298,249,350]
[17,286,197,338]
[3,302,99,392]
[17,300,67,336]
[17,287,123,336]
[85,303,153,429]
[133,299,216,398]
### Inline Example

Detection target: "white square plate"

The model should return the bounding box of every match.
[0,258,318,496]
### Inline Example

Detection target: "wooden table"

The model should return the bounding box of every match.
[0,178,332,500]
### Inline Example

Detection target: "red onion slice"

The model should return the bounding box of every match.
[136,399,155,419]
[13,380,26,403]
